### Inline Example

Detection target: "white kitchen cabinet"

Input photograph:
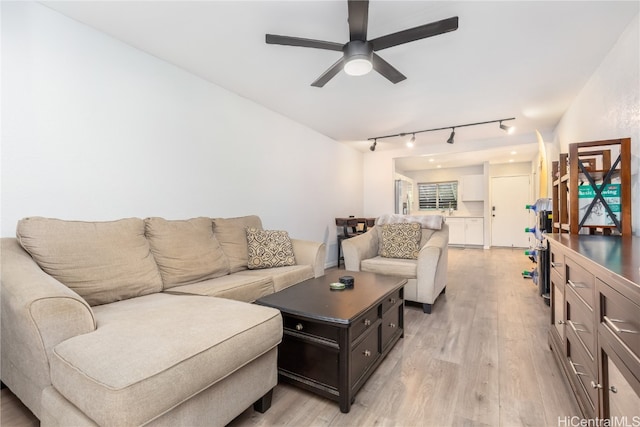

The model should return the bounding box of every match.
[446,218,465,245]
[464,217,484,245]
[461,175,485,201]
[446,217,483,246]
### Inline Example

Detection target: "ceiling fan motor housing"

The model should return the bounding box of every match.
[343,40,374,76]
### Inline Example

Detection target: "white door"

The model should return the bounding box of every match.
[491,175,531,247]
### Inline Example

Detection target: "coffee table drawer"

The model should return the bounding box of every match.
[381,289,402,314]
[351,328,380,384]
[351,305,379,340]
[381,305,401,350]
[283,316,338,342]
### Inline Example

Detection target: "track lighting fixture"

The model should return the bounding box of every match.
[447,128,455,144]
[367,117,515,149]
[499,121,515,134]
[406,134,416,148]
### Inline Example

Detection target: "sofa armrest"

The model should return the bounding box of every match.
[291,238,326,278]
[1,238,96,415]
[342,227,379,272]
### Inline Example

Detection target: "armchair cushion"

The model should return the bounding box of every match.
[379,223,422,259]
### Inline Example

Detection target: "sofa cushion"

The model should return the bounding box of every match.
[16,217,163,306]
[50,293,282,427]
[165,274,274,303]
[361,256,418,279]
[246,227,296,270]
[241,264,313,292]
[379,223,422,259]
[145,217,230,288]
[213,215,263,273]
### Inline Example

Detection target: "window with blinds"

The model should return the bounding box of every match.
[418,181,458,210]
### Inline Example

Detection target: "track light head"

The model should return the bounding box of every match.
[447,128,455,144]
[406,134,416,148]
[370,139,377,151]
[500,121,515,134]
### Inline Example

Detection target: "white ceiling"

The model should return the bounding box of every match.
[42,0,638,165]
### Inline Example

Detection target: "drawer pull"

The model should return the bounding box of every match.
[569,360,587,377]
[603,316,639,334]
[363,350,372,357]
[295,323,304,331]
[389,322,396,328]
[363,319,371,327]
[551,262,564,268]
[389,298,397,304]
[567,279,587,289]
[557,320,566,325]
[590,381,603,389]
[567,320,587,334]
[610,386,618,393]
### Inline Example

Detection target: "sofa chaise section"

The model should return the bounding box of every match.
[1,215,326,426]
[45,293,281,427]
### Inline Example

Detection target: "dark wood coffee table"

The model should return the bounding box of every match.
[255,270,406,413]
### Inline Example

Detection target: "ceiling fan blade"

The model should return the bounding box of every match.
[348,0,369,41]
[372,53,406,84]
[311,58,345,87]
[370,16,459,51]
[266,34,343,51]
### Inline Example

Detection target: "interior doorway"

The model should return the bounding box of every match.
[491,175,532,248]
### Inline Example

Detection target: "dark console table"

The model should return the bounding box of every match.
[256,270,406,413]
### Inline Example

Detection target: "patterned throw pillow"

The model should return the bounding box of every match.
[246,227,296,269]
[379,223,422,259]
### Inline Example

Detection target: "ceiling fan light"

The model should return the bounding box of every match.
[344,57,373,76]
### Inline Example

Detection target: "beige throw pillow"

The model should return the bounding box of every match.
[379,223,422,259]
[145,217,230,288]
[246,227,296,269]
[16,217,163,306]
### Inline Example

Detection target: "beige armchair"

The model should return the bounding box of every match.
[342,216,448,314]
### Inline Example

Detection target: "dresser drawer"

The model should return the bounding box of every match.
[552,278,565,341]
[351,327,380,384]
[283,316,339,342]
[566,256,595,310]
[598,278,640,360]
[381,305,401,350]
[381,289,402,314]
[351,305,379,340]
[566,329,598,418]
[549,245,565,278]
[566,286,596,362]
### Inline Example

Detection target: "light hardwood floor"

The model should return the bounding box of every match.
[1,247,580,426]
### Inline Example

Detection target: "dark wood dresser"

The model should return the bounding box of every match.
[546,234,640,420]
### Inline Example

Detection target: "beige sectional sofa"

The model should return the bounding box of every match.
[342,214,448,314]
[0,215,326,426]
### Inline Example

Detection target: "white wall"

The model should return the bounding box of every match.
[553,14,639,236]
[1,2,364,264]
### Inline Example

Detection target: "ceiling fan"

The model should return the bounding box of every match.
[265,0,458,87]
